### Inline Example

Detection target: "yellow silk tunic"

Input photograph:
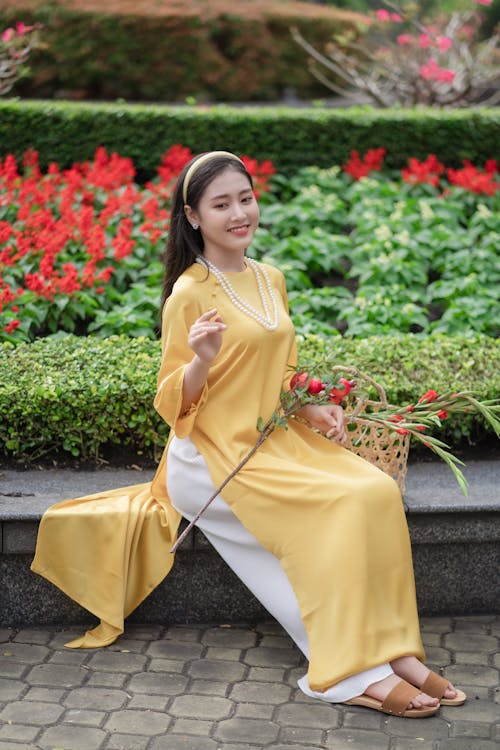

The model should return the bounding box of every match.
[32,261,425,690]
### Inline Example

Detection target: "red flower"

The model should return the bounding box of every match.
[290,372,309,389]
[388,414,404,422]
[307,378,325,395]
[4,319,20,333]
[342,148,386,180]
[437,410,448,419]
[418,390,439,403]
[328,379,353,405]
[395,428,409,435]
[405,405,415,412]
[401,155,444,187]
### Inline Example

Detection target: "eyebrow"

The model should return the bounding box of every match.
[208,188,253,201]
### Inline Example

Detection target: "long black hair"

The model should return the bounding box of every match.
[160,153,254,312]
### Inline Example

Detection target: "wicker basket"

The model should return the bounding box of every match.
[332,366,410,494]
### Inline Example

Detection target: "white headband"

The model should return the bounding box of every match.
[182,151,245,203]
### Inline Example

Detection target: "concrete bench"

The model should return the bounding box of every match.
[1,460,499,628]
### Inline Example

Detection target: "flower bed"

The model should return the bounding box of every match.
[1,144,498,343]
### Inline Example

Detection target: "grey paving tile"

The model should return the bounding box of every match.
[205,646,246,661]
[169,693,233,720]
[12,629,52,645]
[279,725,325,744]
[0,678,24,701]
[229,680,291,704]
[443,665,499,687]
[0,630,14,643]
[0,699,64,724]
[275,701,340,729]
[0,724,40,742]
[201,626,258,648]
[149,737,218,749]
[243,646,302,668]
[23,686,65,702]
[325,728,390,749]
[171,717,215,735]
[105,734,151,750]
[86,671,129,688]
[24,663,88,687]
[86,650,148,673]
[128,671,188,696]
[38,724,107,749]
[188,678,228,696]
[234,702,275,720]
[444,632,498,652]
[384,714,450,738]
[449,720,493,738]
[145,640,204,660]
[187,657,247,682]
[104,709,171,735]
[62,707,107,726]
[438,741,499,750]
[214,716,280,744]
[63,686,128,710]
[0,642,48,663]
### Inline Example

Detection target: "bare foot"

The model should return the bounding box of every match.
[391,655,459,702]
[364,672,439,709]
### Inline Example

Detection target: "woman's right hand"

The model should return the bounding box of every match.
[188,308,227,364]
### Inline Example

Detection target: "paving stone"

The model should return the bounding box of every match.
[0,743,35,750]
[145,640,204,660]
[0,678,24,701]
[235,702,275,720]
[438,741,499,750]
[268,746,325,750]
[421,632,442,646]
[148,657,188,673]
[276,702,340,729]
[62,708,107,726]
[229,680,291,704]
[0,642,48,663]
[420,617,453,632]
[63,686,129,710]
[48,630,92,649]
[0,661,26,678]
[86,650,148,673]
[444,633,498,652]
[128,671,188,696]
[188,679,228,696]
[243,646,302,668]
[260,634,295,649]
[105,734,151,750]
[441,698,500,723]
[12,629,52,645]
[342,708,383,730]
[164,625,204,642]
[248,666,287,683]
[121,625,165,640]
[443,665,499,687]
[172,718,215,735]
[384,715,449,738]
[0,699,64,724]
[104,708,171,735]
[392,740,435,750]
[150,736,219,749]
[170,693,233,720]
[86,671,128,688]
[23,686,65,702]
[187,658,247,682]
[325,728,390,749]
[126,694,169,710]
[38,724,107,750]
[279,725,324,744]
[25,663,87,687]
[0,630,14,643]
[214,716,280,744]
[48,648,92,665]
[107,639,149,653]
[454,650,492,666]
[201,626,258,648]
[0,724,40,742]
[424,646,452,665]
[205,646,246,661]
[449,720,492,738]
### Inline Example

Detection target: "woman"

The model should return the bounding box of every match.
[154,150,466,717]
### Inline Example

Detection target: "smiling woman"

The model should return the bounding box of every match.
[31,150,469,719]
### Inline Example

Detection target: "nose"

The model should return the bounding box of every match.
[230,200,246,220]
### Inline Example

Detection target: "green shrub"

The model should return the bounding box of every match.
[0,100,499,177]
[0,1,362,103]
[1,333,498,462]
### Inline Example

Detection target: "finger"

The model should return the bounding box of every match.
[197,308,220,322]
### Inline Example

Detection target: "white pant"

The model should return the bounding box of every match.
[166,435,393,703]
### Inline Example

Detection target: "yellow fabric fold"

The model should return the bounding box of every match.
[30,449,181,648]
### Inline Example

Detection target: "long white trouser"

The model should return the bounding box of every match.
[166,435,393,703]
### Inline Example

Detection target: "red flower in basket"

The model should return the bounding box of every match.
[328,378,354,405]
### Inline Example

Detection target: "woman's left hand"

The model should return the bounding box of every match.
[298,404,347,444]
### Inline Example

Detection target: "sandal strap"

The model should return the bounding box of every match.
[381,680,420,716]
[421,671,449,699]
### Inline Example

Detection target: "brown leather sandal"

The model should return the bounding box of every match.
[421,670,467,706]
[345,678,440,718]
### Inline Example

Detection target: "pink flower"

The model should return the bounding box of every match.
[419,34,431,49]
[375,9,391,21]
[15,22,35,36]
[391,13,403,22]
[397,34,412,46]
[473,0,492,5]
[436,36,452,52]
[1,28,15,43]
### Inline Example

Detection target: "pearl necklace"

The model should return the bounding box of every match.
[196,257,279,330]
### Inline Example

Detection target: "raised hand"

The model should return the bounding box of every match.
[188,308,227,365]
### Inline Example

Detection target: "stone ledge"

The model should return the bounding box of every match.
[1,460,499,625]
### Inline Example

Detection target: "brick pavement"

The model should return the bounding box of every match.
[0,616,498,750]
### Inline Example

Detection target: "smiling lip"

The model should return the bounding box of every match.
[228,224,250,234]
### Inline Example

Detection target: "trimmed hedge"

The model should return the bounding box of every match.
[0,100,499,178]
[1,333,498,462]
[0,0,363,103]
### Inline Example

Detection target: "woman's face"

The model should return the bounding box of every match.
[185,167,259,265]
